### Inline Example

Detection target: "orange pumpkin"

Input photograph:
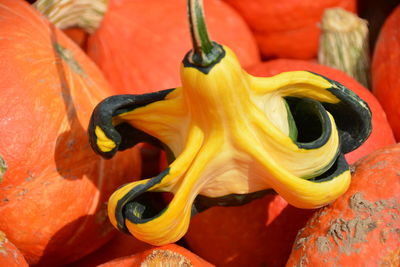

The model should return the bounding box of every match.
[85,0,260,93]
[184,58,395,266]
[63,27,88,49]
[67,232,153,267]
[372,6,400,141]
[0,0,141,265]
[0,231,29,267]
[223,0,356,59]
[98,244,214,267]
[286,143,400,266]
[185,195,315,266]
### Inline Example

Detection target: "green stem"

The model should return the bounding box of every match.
[187,0,223,67]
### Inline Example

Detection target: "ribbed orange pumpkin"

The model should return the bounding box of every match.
[86,0,260,93]
[286,143,400,266]
[0,231,29,267]
[372,6,400,141]
[184,59,395,266]
[223,0,356,59]
[0,0,141,265]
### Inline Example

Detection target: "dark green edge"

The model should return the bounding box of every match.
[307,153,348,182]
[308,71,372,154]
[284,97,340,179]
[191,154,348,212]
[88,89,174,159]
[115,168,171,233]
[182,43,226,74]
[287,97,333,150]
[192,189,276,214]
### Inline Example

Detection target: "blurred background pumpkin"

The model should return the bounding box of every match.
[372,5,400,141]
[34,0,261,94]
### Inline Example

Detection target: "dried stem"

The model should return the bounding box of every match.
[33,0,108,34]
[318,8,371,89]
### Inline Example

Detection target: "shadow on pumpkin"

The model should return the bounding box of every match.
[26,25,121,267]
[185,194,316,267]
[50,24,145,183]
[35,212,116,267]
[48,24,100,182]
[260,198,316,266]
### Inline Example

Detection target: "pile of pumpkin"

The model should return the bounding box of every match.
[0,0,399,266]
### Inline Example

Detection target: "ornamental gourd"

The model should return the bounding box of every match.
[372,5,400,141]
[88,0,372,245]
[34,0,260,94]
[0,0,140,265]
[184,58,395,267]
[287,143,400,266]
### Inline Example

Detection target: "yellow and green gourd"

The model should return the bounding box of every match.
[88,0,372,245]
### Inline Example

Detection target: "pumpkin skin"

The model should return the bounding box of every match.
[0,231,29,267]
[63,27,88,49]
[222,0,356,59]
[86,0,260,94]
[184,58,394,266]
[185,194,315,266]
[0,0,141,265]
[66,232,153,267]
[372,6,400,141]
[97,244,214,267]
[286,143,400,266]
[247,59,395,164]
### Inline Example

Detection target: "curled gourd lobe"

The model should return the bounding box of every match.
[87,0,372,246]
